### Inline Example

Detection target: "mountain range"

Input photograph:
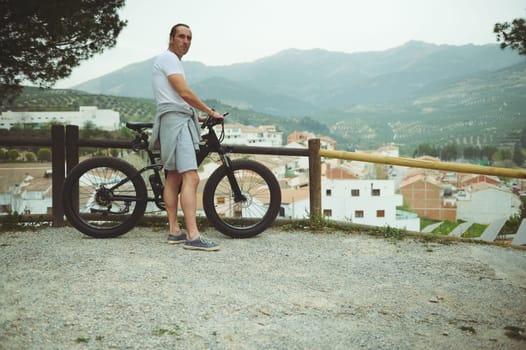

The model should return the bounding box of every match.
[74,40,524,116]
[70,41,526,153]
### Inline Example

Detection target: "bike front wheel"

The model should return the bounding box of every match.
[203,159,281,238]
[62,157,148,238]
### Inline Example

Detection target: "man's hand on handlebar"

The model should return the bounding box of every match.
[209,110,225,121]
[200,111,229,129]
[198,111,225,123]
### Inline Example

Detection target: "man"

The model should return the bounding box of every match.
[150,23,224,251]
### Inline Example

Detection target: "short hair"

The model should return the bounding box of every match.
[170,23,190,37]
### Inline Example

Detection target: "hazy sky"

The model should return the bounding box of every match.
[55,0,525,88]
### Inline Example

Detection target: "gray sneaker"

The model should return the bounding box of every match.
[183,236,220,251]
[167,229,187,244]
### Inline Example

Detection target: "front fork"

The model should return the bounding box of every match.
[219,153,246,203]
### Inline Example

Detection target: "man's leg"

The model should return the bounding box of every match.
[179,170,220,251]
[179,170,200,240]
[164,170,183,235]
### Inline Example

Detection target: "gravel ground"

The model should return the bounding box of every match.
[1,227,525,350]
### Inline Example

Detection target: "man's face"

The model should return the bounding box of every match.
[170,26,192,58]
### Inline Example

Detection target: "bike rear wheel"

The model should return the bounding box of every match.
[62,157,148,238]
[203,159,281,238]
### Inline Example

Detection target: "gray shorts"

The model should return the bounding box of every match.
[159,118,198,173]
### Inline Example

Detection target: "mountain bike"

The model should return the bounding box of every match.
[61,113,281,239]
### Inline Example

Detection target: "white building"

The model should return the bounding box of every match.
[287,131,337,150]
[322,179,420,231]
[278,177,420,231]
[223,124,283,147]
[283,142,309,175]
[377,145,400,157]
[0,106,120,130]
[280,187,310,219]
[456,183,521,223]
[1,174,52,215]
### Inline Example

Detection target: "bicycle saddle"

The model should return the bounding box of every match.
[126,122,153,130]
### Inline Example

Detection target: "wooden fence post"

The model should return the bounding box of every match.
[51,125,65,226]
[65,125,80,214]
[65,125,79,174]
[308,138,322,225]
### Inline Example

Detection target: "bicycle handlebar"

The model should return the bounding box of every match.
[201,112,229,129]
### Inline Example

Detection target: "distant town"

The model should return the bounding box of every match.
[1,107,525,235]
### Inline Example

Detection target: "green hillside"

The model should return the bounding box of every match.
[4,87,333,146]
[318,62,526,154]
[5,87,157,122]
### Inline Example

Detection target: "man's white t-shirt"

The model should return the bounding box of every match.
[152,50,192,113]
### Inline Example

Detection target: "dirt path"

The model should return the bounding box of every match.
[1,227,525,349]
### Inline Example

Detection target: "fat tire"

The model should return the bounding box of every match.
[62,157,147,238]
[203,159,281,238]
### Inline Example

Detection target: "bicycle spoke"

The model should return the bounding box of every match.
[215,170,270,221]
[63,157,147,237]
[77,167,138,215]
[203,159,281,237]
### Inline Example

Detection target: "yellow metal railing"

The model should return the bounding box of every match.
[319,149,526,179]
[308,139,526,222]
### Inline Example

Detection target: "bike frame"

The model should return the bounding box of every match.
[111,119,245,211]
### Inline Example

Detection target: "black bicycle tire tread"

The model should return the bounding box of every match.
[62,157,147,238]
[202,159,281,238]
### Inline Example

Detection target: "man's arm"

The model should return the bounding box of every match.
[167,74,222,119]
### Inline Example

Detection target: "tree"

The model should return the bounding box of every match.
[463,146,481,160]
[412,143,438,158]
[80,120,100,139]
[296,116,331,135]
[441,143,458,161]
[24,151,36,162]
[0,0,127,106]
[7,149,20,161]
[492,148,513,162]
[494,15,526,55]
[481,146,497,161]
[513,142,525,167]
[520,127,526,148]
[37,148,52,162]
